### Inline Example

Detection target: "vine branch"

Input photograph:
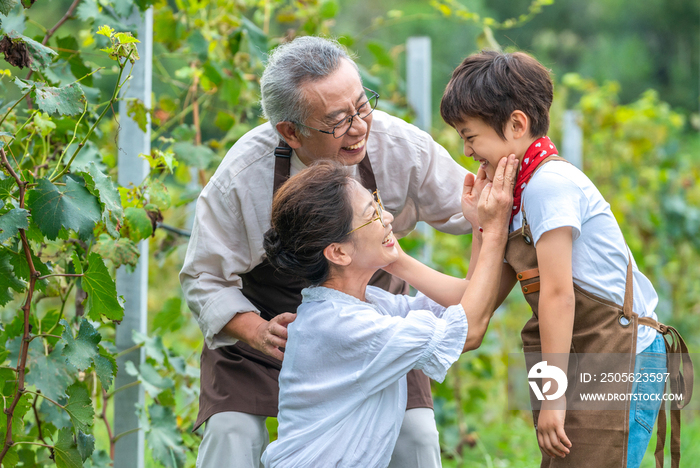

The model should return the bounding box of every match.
[42,0,83,46]
[50,52,133,182]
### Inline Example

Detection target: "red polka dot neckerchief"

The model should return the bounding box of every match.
[510,136,559,225]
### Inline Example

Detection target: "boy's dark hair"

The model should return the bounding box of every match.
[440,50,553,140]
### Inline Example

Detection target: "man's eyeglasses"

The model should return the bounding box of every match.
[347,190,386,235]
[295,87,379,139]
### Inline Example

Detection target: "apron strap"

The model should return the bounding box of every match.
[358,153,378,192]
[622,252,634,321]
[638,319,694,468]
[273,142,378,194]
[273,141,293,195]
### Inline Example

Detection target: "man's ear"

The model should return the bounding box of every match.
[276,122,303,149]
[509,110,530,139]
[323,242,352,267]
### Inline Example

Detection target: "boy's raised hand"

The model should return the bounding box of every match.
[477,154,518,236]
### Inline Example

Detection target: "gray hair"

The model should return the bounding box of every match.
[260,36,359,138]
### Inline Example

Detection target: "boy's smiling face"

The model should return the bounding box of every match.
[454,116,520,181]
[454,111,537,182]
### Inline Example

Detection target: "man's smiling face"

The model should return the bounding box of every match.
[292,59,373,166]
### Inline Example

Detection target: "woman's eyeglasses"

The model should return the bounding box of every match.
[347,190,385,235]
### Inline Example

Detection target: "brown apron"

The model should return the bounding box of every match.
[195,144,433,430]
[504,156,693,467]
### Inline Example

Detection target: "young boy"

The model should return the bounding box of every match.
[440,50,680,468]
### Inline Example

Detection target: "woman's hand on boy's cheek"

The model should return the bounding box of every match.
[536,408,571,459]
[461,172,479,228]
[474,165,489,194]
[462,166,491,229]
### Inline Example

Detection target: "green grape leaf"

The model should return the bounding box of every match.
[319,0,339,19]
[0,0,18,16]
[140,148,178,174]
[25,341,74,401]
[121,206,153,241]
[172,142,216,170]
[16,448,36,466]
[366,41,393,67]
[0,177,16,199]
[0,368,16,396]
[60,318,115,388]
[57,36,93,86]
[0,446,19,468]
[64,383,94,434]
[40,397,71,430]
[54,427,83,468]
[14,78,86,116]
[4,315,37,347]
[219,71,243,107]
[82,252,124,321]
[26,177,100,240]
[94,350,116,389]
[132,330,166,365]
[76,0,98,21]
[126,98,149,133]
[33,111,56,137]
[0,392,31,439]
[144,404,186,468]
[9,246,51,293]
[61,318,101,370]
[240,16,267,62]
[145,179,171,210]
[152,297,185,334]
[0,249,25,306]
[3,31,56,71]
[0,208,28,242]
[93,233,140,268]
[76,162,123,237]
[125,361,173,396]
[84,449,112,468]
[77,431,95,462]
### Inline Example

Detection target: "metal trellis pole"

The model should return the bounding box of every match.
[114,8,153,468]
[562,110,583,170]
[406,37,435,266]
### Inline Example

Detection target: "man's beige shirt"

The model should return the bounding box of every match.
[179,110,472,349]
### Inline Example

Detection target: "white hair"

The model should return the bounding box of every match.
[260,36,359,137]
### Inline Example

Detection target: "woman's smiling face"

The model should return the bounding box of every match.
[344,181,398,270]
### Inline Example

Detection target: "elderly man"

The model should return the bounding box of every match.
[180,36,472,467]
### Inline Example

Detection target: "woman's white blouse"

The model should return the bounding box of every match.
[261,285,468,468]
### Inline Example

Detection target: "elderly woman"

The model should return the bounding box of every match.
[261,156,517,468]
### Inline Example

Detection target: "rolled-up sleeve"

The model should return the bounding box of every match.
[179,180,261,349]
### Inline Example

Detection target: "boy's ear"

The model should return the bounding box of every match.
[323,242,352,268]
[276,121,303,149]
[509,110,530,139]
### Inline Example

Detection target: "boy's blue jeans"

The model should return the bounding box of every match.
[627,332,666,468]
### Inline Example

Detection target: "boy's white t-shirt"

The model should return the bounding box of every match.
[510,161,658,354]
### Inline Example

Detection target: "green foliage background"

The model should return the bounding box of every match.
[0,0,698,467]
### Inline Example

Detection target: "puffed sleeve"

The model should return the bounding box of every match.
[352,303,467,397]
